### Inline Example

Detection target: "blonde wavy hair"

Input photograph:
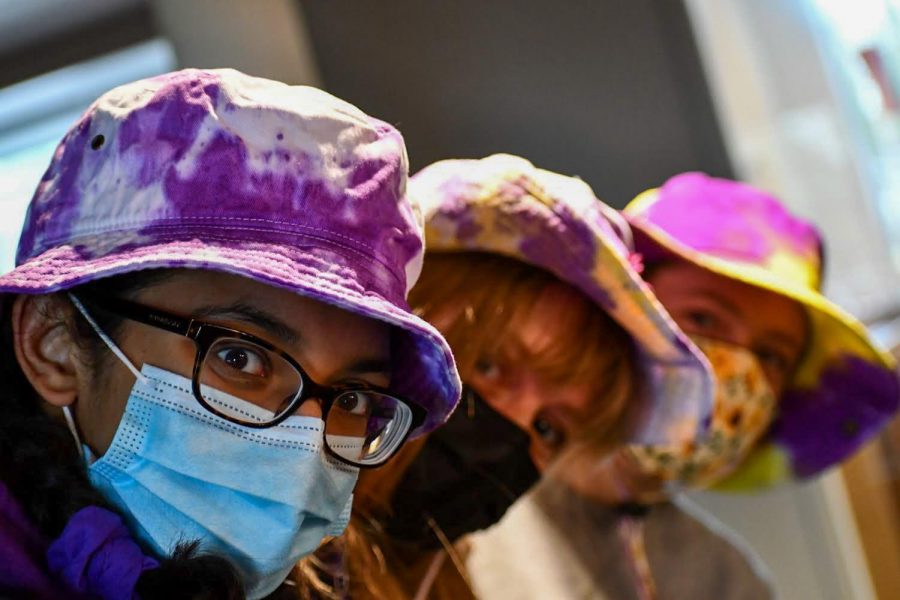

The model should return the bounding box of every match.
[296,252,640,599]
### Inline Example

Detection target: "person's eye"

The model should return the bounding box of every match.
[756,347,791,376]
[684,309,719,332]
[216,346,268,377]
[334,391,372,416]
[474,357,502,381]
[532,415,566,451]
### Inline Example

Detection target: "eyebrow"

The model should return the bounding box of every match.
[192,302,300,346]
[342,358,393,379]
[192,302,392,379]
[694,288,743,318]
[699,292,808,353]
[762,331,806,353]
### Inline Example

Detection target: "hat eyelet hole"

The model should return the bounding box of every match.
[90,135,105,150]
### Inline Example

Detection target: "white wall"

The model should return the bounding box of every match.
[151,0,320,86]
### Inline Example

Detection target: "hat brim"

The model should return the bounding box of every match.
[629,219,899,486]
[0,236,461,436]
[426,221,714,449]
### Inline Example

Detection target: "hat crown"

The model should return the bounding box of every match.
[631,172,823,290]
[413,154,631,305]
[17,69,422,301]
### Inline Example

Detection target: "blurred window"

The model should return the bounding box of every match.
[806,6,900,599]
[0,38,176,272]
[809,0,900,270]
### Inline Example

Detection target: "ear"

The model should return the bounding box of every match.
[12,295,82,407]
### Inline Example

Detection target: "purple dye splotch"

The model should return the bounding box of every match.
[516,199,614,310]
[416,157,617,309]
[119,71,221,156]
[15,114,94,264]
[770,355,900,477]
[161,129,297,215]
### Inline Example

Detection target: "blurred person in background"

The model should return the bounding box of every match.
[0,68,462,600]
[299,154,714,599]
[466,172,900,600]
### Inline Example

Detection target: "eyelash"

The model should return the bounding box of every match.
[474,358,503,381]
[686,310,719,329]
[756,348,790,372]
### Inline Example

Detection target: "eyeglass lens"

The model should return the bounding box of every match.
[196,336,411,465]
[325,390,413,466]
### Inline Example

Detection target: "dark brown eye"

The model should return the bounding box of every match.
[757,348,790,374]
[215,346,266,376]
[335,391,373,416]
[474,358,501,380]
[223,348,249,370]
[91,134,105,150]
[337,393,359,411]
[686,310,718,330]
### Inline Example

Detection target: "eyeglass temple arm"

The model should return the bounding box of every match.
[73,293,194,336]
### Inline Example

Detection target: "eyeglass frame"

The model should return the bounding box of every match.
[71,292,427,468]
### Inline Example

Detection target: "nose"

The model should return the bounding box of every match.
[296,397,323,419]
[723,322,754,350]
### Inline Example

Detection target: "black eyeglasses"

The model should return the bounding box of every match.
[72,293,426,468]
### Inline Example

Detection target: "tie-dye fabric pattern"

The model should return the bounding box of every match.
[410,154,714,448]
[0,68,461,435]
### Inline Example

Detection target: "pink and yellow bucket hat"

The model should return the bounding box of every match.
[409,154,715,448]
[626,172,900,488]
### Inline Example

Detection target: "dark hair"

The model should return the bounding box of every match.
[0,270,244,599]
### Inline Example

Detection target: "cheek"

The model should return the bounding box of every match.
[761,369,787,399]
[489,394,532,430]
[84,331,197,455]
[556,387,595,420]
[80,356,137,456]
[129,332,197,379]
[529,440,551,473]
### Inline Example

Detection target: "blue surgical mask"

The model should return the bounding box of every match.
[64,351,357,599]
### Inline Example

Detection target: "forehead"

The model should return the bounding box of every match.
[515,282,594,353]
[648,261,808,342]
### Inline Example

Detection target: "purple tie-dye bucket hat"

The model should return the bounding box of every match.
[409,154,714,448]
[626,172,900,487]
[0,68,460,435]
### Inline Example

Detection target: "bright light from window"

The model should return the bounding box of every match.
[0,38,176,272]
[812,0,888,47]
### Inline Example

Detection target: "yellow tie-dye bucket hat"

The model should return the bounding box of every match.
[626,172,900,488]
[410,154,715,450]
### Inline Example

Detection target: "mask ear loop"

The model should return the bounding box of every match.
[62,404,84,461]
[63,293,151,458]
[67,294,148,385]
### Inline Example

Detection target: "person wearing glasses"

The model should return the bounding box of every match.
[0,69,460,600]
[300,154,715,598]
